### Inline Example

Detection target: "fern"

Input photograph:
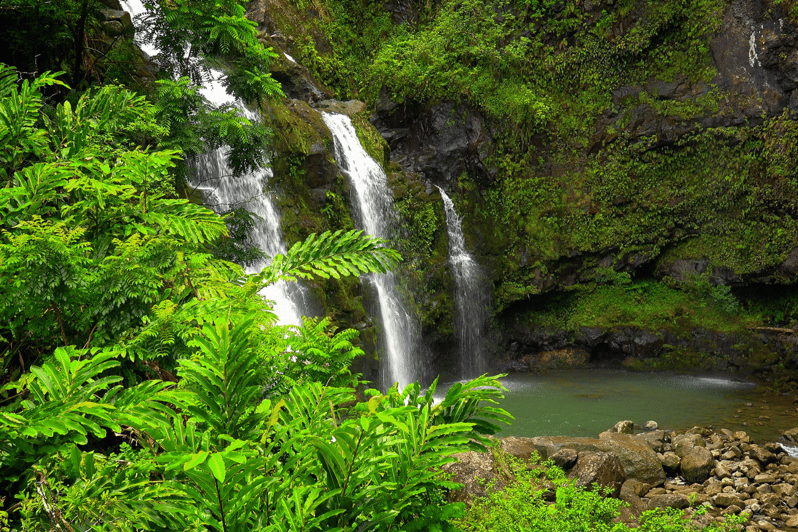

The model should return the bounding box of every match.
[260,229,401,285]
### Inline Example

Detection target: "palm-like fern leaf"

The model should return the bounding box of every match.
[257,230,401,286]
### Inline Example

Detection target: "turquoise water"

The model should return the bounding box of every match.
[437,369,796,442]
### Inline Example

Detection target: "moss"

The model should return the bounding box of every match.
[388,171,455,335]
[256,0,798,371]
[519,278,758,336]
[350,112,389,167]
[262,99,330,158]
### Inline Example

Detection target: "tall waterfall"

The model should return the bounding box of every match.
[321,112,421,390]
[437,187,489,378]
[121,0,306,325]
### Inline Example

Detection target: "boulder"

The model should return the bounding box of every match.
[715,462,732,480]
[441,450,505,503]
[783,427,798,442]
[500,436,537,461]
[749,444,777,465]
[672,433,705,458]
[620,479,651,500]
[550,448,579,470]
[647,493,691,511]
[633,430,666,453]
[573,451,626,497]
[713,493,743,508]
[660,451,681,473]
[680,446,715,483]
[612,420,635,434]
[531,434,665,486]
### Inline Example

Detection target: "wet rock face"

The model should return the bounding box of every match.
[370,92,493,186]
[710,0,797,118]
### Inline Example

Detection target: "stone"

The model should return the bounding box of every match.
[634,430,666,453]
[786,515,798,528]
[612,420,635,434]
[442,450,505,503]
[734,431,750,443]
[764,442,784,455]
[714,493,743,507]
[721,504,742,515]
[550,448,578,470]
[500,436,537,461]
[647,493,691,511]
[705,480,724,497]
[754,473,777,484]
[783,427,798,442]
[722,449,740,460]
[660,451,681,473]
[681,446,715,483]
[620,479,651,499]
[673,433,705,458]
[644,420,659,430]
[750,445,777,465]
[716,462,732,479]
[317,99,368,117]
[774,483,795,497]
[573,451,626,497]
[371,99,493,184]
[530,435,665,485]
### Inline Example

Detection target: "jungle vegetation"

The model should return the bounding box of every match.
[0,0,769,529]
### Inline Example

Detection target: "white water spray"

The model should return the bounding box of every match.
[321,112,421,390]
[438,187,489,378]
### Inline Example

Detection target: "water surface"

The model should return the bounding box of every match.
[438,369,797,443]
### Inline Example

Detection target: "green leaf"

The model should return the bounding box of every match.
[184,450,209,471]
[207,453,226,483]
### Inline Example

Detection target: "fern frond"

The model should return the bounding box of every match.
[258,230,401,286]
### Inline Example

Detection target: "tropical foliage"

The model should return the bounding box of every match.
[0,64,512,530]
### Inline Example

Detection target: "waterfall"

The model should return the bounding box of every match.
[321,112,421,390]
[437,187,489,378]
[193,75,307,326]
[121,0,306,326]
[191,147,306,326]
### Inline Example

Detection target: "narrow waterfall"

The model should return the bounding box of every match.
[321,112,421,390]
[121,0,306,325]
[437,187,489,378]
[191,148,306,326]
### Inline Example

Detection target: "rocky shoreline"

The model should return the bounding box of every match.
[444,422,798,531]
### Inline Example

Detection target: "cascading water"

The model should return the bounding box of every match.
[190,77,308,326]
[437,187,489,378]
[321,112,421,390]
[121,0,306,326]
[191,143,306,326]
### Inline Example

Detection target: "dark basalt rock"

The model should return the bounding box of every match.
[370,92,494,186]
